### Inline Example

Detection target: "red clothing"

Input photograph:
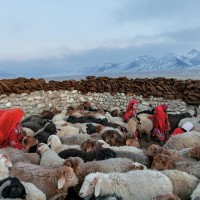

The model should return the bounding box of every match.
[167,128,185,142]
[149,106,168,141]
[0,108,24,149]
[124,99,138,123]
[171,128,185,136]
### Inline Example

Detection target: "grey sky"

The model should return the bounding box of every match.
[0,0,199,77]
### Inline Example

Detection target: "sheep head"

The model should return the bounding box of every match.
[126,138,140,148]
[80,139,96,153]
[22,136,38,151]
[188,147,200,161]
[64,157,83,176]
[79,173,98,198]
[146,144,161,157]
[151,154,176,170]
[55,166,78,190]
[36,143,50,155]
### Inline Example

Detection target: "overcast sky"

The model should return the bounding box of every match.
[0,0,200,77]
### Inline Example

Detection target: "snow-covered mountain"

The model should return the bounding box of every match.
[0,71,16,79]
[82,49,200,75]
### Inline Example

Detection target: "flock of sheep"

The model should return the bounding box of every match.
[1,103,200,200]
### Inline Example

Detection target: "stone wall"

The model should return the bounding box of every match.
[0,76,200,105]
[0,89,197,118]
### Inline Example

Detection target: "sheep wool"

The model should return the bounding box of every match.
[162,170,199,200]
[80,170,173,200]
[164,131,200,150]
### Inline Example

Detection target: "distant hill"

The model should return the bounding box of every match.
[0,71,16,79]
[81,49,200,76]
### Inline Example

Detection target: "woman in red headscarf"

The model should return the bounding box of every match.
[149,105,169,142]
[124,99,138,123]
[0,108,25,150]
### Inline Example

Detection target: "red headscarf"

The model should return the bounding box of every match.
[154,106,167,133]
[0,108,24,147]
[161,104,168,111]
[126,99,138,112]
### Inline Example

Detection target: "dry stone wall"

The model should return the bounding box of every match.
[0,89,197,118]
[0,76,199,105]
[0,76,199,116]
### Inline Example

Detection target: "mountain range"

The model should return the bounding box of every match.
[81,49,200,76]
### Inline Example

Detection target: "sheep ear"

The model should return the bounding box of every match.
[57,177,65,189]
[94,177,101,197]
[1,154,12,168]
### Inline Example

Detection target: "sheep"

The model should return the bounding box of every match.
[79,170,173,200]
[0,154,12,180]
[137,114,153,141]
[0,177,26,199]
[58,148,116,162]
[10,162,78,199]
[47,135,80,153]
[188,147,200,161]
[80,139,144,155]
[21,181,46,200]
[163,131,200,150]
[174,162,200,179]
[22,127,35,136]
[37,143,65,169]
[128,162,147,171]
[104,112,125,127]
[64,157,133,182]
[191,183,200,200]
[0,147,40,165]
[21,136,39,151]
[114,150,150,166]
[162,170,199,200]
[127,117,138,137]
[56,125,80,138]
[52,113,66,123]
[61,134,91,145]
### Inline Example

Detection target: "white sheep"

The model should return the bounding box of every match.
[164,131,200,150]
[137,114,153,141]
[56,125,80,138]
[64,157,134,182]
[162,170,199,200]
[47,135,80,153]
[104,112,126,127]
[37,143,65,169]
[11,162,78,199]
[191,183,200,200]
[22,181,46,200]
[79,170,173,200]
[61,134,91,145]
[0,147,40,165]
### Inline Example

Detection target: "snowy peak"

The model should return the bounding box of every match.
[82,49,199,75]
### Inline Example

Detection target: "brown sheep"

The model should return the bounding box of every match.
[10,162,78,199]
[21,136,39,151]
[64,157,133,182]
[80,139,103,153]
[188,146,200,161]
[151,154,176,170]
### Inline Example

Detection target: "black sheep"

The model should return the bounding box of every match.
[0,177,26,199]
[58,148,116,162]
